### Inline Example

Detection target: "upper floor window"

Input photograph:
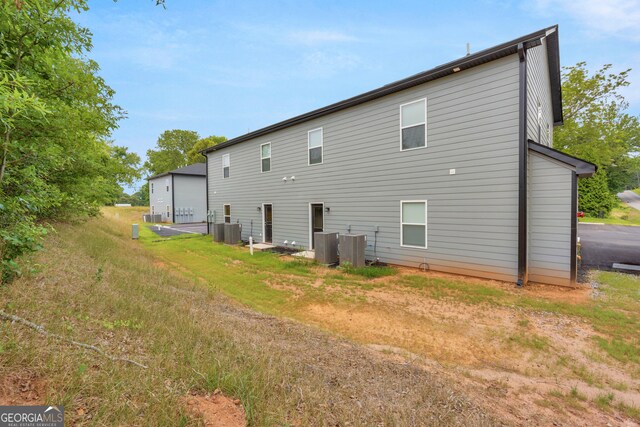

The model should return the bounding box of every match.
[222,154,230,178]
[261,142,271,172]
[151,183,154,194]
[308,128,323,165]
[224,204,231,223]
[400,200,427,248]
[400,99,426,150]
[165,178,170,192]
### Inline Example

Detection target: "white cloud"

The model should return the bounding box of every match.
[287,30,359,45]
[533,0,640,40]
[88,14,203,71]
[300,51,362,78]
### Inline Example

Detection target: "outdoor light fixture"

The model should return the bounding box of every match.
[291,176,295,181]
[282,176,287,182]
[257,206,261,212]
[325,207,330,213]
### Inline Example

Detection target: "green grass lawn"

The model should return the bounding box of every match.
[579,201,640,226]
[138,219,640,369]
[3,207,637,425]
[4,207,498,426]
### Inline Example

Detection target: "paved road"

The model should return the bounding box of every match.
[149,222,208,237]
[618,190,640,211]
[579,223,640,270]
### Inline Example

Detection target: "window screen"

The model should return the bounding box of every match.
[308,128,323,165]
[222,154,230,178]
[261,143,271,172]
[401,201,427,247]
[400,99,426,150]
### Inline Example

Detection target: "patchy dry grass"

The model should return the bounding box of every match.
[119,206,640,426]
[0,208,493,426]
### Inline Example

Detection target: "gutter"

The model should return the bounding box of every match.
[570,171,577,283]
[517,42,528,287]
[204,152,210,234]
[201,26,559,155]
[171,174,175,224]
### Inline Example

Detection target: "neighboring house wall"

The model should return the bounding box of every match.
[207,54,522,282]
[528,152,573,285]
[173,175,207,223]
[526,37,554,146]
[149,176,172,222]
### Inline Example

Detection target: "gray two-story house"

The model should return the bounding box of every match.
[202,26,595,286]
[148,163,207,223]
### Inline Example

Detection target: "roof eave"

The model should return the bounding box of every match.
[528,140,596,177]
[203,26,559,154]
[544,26,564,126]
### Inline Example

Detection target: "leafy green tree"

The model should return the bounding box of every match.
[578,169,617,217]
[144,130,200,175]
[555,63,640,198]
[116,188,148,206]
[0,0,139,283]
[137,182,150,206]
[186,135,227,164]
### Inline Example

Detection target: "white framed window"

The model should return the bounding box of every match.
[166,205,171,218]
[308,128,323,165]
[222,154,230,178]
[151,205,155,214]
[224,204,231,223]
[400,201,427,248]
[165,178,170,192]
[400,99,427,151]
[261,142,271,172]
[151,182,154,194]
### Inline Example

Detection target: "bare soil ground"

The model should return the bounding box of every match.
[267,267,640,426]
[182,390,246,427]
[0,371,47,406]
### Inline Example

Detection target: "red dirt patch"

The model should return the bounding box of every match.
[182,390,246,427]
[0,372,47,405]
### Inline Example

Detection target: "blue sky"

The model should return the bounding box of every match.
[77,0,640,192]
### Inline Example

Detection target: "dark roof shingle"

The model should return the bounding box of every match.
[147,163,206,180]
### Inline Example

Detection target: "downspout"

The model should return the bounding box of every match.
[204,153,210,234]
[517,42,528,287]
[570,171,577,284]
[171,174,175,224]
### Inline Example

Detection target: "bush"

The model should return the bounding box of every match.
[578,170,617,217]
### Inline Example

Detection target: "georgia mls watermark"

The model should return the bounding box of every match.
[0,406,64,427]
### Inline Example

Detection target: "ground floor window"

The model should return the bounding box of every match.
[151,205,155,214]
[166,205,171,218]
[224,204,231,223]
[401,201,427,248]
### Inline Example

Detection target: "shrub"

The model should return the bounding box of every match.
[579,170,617,217]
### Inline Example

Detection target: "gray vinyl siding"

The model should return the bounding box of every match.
[526,37,554,146]
[149,176,172,222]
[528,152,573,285]
[173,175,207,223]
[208,54,522,282]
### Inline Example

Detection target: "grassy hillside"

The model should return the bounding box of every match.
[0,208,491,426]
